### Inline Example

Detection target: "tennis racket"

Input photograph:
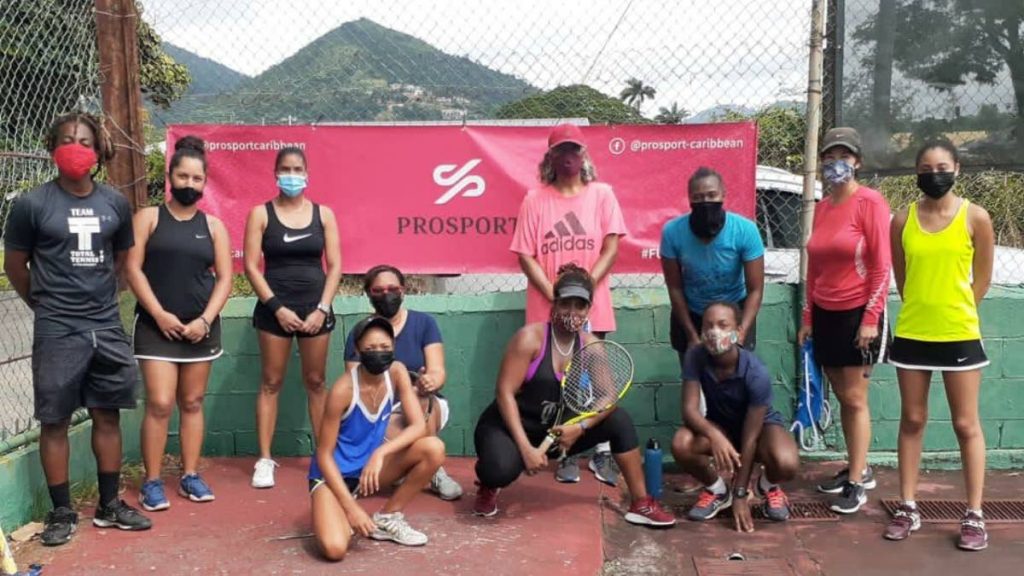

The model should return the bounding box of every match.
[537,340,635,454]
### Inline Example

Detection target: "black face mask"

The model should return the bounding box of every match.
[370,292,403,318]
[917,171,956,199]
[170,185,202,206]
[689,201,726,239]
[360,350,394,375]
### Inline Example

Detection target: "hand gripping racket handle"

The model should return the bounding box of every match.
[537,432,558,453]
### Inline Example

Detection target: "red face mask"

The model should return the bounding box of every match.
[52,143,98,180]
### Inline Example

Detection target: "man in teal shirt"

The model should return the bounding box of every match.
[660,166,765,365]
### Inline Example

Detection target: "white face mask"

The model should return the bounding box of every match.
[703,327,738,356]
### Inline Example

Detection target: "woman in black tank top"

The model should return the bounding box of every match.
[243,146,343,489]
[125,135,233,509]
[469,265,675,527]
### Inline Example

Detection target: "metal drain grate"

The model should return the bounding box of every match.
[881,499,1024,524]
[694,557,795,576]
[676,500,839,521]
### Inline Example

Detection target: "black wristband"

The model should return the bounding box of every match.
[264,296,283,313]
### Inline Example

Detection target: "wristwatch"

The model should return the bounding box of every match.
[733,486,749,499]
[316,302,330,315]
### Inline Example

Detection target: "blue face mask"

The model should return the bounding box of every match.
[277,174,307,197]
[822,159,855,185]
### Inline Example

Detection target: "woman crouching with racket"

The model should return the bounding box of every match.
[309,317,445,560]
[471,264,675,527]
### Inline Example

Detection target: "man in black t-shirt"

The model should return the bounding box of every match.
[3,113,151,546]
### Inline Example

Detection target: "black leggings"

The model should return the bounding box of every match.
[473,404,639,489]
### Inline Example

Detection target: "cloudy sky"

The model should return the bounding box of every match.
[139,0,813,116]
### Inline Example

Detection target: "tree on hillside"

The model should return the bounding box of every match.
[619,77,656,111]
[654,102,689,124]
[495,84,647,124]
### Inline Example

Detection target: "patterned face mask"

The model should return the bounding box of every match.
[552,309,587,333]
[822,159,855,185]
[703,327,738,356]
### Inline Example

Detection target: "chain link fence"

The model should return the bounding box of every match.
[1,1,105,440]
[136,0,814,293]
[827,0,1024,279]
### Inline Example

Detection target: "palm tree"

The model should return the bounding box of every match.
[654,102,689,124]
[619,78,656,112]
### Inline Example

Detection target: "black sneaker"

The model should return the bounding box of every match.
[41,506,78,546]
[92,499,153,531]
[829,481,867,514]
[816,466,877,494]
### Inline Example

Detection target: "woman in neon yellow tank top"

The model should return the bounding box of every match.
[885,140,995,551]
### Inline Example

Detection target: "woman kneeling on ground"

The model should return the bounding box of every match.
[309,317,444,560]
[471,264,676,527]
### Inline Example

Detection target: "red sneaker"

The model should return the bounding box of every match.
[624,496,677,527]
[473,483,500,517]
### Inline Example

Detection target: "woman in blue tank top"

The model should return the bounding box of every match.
[309,317,445,559]
[125,135,233,510]
[243,147,343,490]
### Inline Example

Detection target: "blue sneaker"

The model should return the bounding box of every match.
[179,473,215,502]
[139,479,170,512]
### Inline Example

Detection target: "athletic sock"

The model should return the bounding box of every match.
[904,500,917,509]
[708,476,727,496]
[966,508,983,518]
[48,482,71,510]
[98,471,120,507]
[758,473,778,494]
[595,441,611,455]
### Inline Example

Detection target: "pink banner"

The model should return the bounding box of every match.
[166,123,757,273]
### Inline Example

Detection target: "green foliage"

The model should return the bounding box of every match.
[495,84,647,124]
[145,146,165,206]
[136,8,191,109]
[619,78,657,111]
[169,18,535,124]
[874,171,1024,248]
[654,102,688,125]
[717,105,806,172]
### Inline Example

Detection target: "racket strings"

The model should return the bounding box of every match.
[562,344,632,414]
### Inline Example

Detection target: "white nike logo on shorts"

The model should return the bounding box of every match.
[283,233,312,243]
[957,357,968,363]
[195,234,208,239]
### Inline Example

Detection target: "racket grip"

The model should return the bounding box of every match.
[538,433,557,453]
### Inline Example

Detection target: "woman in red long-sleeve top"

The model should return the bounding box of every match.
[797,127,891,516]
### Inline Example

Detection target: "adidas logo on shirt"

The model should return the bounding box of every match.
[541,211,595,255]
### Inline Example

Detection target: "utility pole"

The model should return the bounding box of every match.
[95,0,147,211]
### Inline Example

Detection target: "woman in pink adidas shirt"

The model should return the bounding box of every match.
[510,123,627,484]
[797,127,891,516]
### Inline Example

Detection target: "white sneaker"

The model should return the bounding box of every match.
[430,466,463,501]
[370,511,428,546]
[251,458,278,489]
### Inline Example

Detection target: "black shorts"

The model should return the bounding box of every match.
[133,314,223,362]
[889,337,989,372]
[811,304,889,368]
[32,327,138,423]
[252,301,336,339]
[308,476,359,494]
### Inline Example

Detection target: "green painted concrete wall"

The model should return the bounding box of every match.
[4,284,1024,530]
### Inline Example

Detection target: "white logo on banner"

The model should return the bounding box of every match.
[609,137,626,155]
[433,159,485,205]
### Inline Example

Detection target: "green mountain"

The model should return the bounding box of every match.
[149,43,250,125]
[164,18,536,124]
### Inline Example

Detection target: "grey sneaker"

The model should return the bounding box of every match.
[687,489,732,521]
[830,481,867,514]
[555,455,581,483]
[958,511,988,551]
[817,465,876,494]
[370,511,428,546]
[588,451,619,486]
[429,466,463,501]
[41,507,78,546]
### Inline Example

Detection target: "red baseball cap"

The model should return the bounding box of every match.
[548,123,586,149]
